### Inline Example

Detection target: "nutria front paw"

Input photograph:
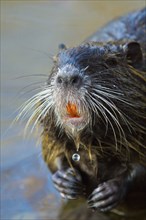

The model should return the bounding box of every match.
[52,168,85,199]
[87,179,127,212]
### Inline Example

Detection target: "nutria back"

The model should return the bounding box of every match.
[88,8,146,45]
[87,8,146,71]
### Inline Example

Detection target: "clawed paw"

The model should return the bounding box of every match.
[52,168,86,199]
[88,180,125,212]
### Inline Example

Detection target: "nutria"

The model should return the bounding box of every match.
[17,8,146,212]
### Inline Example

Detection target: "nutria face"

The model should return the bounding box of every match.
[47,42,130,136]
[46,41,145,140]
[17,41,145,149]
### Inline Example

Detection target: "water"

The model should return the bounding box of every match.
[1,1,145,219]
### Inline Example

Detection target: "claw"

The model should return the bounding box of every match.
[87,180,124,212]
[52,169,85,199]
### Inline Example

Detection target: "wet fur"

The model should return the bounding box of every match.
[42,41,146,166]
[17,8,146,212]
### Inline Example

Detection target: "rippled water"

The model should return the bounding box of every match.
[1,1,145,220]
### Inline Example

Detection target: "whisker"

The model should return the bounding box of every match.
[12,74,48,80]
[15,87,52,122]
[92,86,134,107]
[87,91,128,150]
[93,93,125,142]
[17,82,45,95]
[17,87,44,99]
[86,92,109,134]
[30,98,54,133]
[26,47,54,60]
[91,86,134,134]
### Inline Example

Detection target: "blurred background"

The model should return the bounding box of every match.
[1,1,145,219]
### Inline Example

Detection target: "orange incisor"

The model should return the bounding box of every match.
[66,102,80,118]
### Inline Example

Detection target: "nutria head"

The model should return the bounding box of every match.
[17,41,146,162]
[44,41,145,137]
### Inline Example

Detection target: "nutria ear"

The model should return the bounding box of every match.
[123,42,143,68]
[58,43,67,51]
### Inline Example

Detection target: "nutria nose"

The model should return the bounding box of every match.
[56,72,82,88]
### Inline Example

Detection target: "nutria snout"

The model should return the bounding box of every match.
[56,65,83,88]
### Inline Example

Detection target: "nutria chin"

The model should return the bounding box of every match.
[18,8,146,212]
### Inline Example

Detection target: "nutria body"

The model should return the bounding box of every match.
[19,8,146,213]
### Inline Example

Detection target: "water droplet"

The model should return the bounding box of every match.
[72,153,80,162]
